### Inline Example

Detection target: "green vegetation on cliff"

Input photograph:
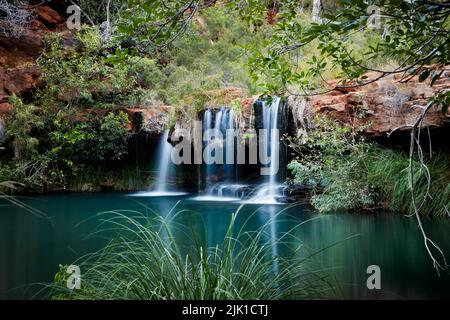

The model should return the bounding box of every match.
[287,117,450,217]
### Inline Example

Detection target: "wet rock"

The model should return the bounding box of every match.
[276,184,312,203]
[285,183,313,196]
[275,196,297,204]
[100,179,115,192]
[125,106,173,135]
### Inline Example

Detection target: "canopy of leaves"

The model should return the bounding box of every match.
[234,0,449,101]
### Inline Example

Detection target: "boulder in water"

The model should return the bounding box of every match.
[276,184,312,203]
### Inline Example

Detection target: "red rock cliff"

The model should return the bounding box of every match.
[288,71,450,138]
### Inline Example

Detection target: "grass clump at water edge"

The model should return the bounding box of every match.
[46,205,339,300]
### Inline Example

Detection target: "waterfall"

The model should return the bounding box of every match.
[225,109,236,182]
[150,129,186,195]
[132,129,186,197]
[203,109,214,192]
[155,130,171,192]
[205,107,235,188]
[203,109,213,138]
[133,97,287,201]
[245,97,286,204]
[193,107,249,201]
[266,97,280,194]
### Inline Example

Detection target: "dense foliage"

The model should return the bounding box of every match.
[2,26,145,191]
[1,94,130,191]
[232,0,449,100]
[113,4,270,107]
[38,26,160,109]
[109,1,449,100]
[287,117,450,216]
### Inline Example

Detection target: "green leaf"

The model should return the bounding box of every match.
[430,72,441,86]
[418,69,430,82]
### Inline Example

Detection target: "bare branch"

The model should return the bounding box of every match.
[0,0,34,38]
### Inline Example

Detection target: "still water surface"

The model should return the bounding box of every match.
[0,193,448,299]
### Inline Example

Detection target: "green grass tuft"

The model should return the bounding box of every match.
[46,206,339,300]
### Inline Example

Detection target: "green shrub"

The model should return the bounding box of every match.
[37,26,151,110]
[52,111,130,163]
[135,4,266,108]
[288,117,450,216]
[5,95,43,160]
[2,95,131,191]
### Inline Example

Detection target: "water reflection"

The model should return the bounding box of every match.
[0,193,448,299]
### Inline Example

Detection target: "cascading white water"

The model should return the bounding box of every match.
[132,129,186,197]
[135,98,286,201]
[193,107,250,201]
[203,109,214,192]
[204,107,228,191]
[203,109,213,133]
[225,109,236,182]
[155,130,171,192]
[216,109,224,129]
[267,97,280,195]
[245,97,285,204]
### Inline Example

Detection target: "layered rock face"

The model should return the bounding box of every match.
[0,4,66,137]
[168,71,449,144]
[0,4,67,105]
[288,72,450,139]
[124,106,172,135]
